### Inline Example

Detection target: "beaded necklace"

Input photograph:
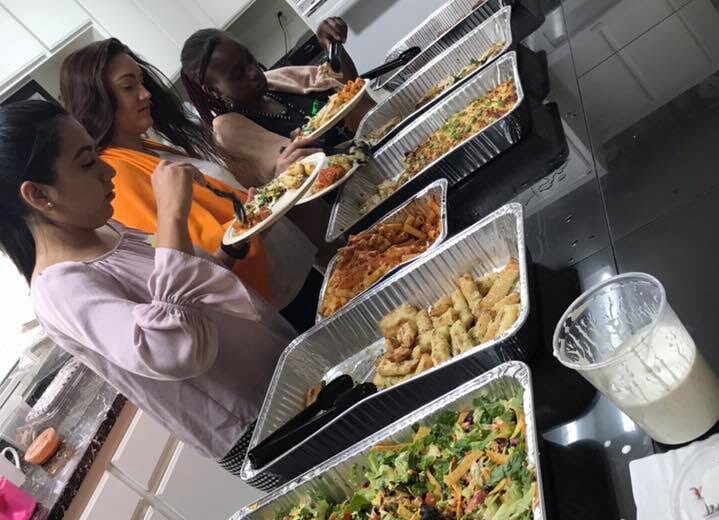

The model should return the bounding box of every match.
[234,92,312,122]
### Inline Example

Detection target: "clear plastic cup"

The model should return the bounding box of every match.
[553,273,719,445]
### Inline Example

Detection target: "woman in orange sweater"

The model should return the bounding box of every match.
[59,38,320,329]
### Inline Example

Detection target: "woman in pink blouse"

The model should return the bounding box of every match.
[0,100,293,481]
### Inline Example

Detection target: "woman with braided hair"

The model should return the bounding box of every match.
[180,18,373,188]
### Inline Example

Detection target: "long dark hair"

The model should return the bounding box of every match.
[60,37,224,163]
[0,100,67,283]
[180,29,230,127]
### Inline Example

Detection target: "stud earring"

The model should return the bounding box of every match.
[46,202,54,208]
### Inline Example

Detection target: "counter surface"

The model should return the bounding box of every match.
[447,0,719,518]
[15,374,123,520]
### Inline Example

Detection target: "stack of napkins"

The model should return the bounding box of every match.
[630,433,719,519]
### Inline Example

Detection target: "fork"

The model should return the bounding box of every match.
[197,179,247,224]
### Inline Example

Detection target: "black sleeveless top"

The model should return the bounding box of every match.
[232,90,352,146]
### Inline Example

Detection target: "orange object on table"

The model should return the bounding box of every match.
[24,427,61,465]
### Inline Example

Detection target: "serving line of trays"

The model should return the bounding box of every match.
[356,6,549,152]
[315,179,449,324]
[231,361,547,520]
[241,203,538,489]
[327,51,530,244]
[372,0,545,91]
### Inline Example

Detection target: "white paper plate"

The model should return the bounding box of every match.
[222,152,327,245]
[297,162,363,205]
[301,80,369,142]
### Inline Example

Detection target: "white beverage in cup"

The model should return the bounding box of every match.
[554,273,719,445]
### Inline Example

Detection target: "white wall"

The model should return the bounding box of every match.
[306,0,449,73]
[227,0,311,68]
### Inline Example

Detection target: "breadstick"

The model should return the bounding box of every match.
[480,258,519,310]
[450,320,474,355]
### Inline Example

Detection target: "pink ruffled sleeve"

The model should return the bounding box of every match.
[32,248,259,381]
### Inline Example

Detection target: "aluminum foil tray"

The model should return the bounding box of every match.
[231,361,546,520]
[316,179,449,324]
[327,51,527,243]
[358,7,513,150]
[242,203,535,489]
[373,0,503,90]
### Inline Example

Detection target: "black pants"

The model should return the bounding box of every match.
[280,268,324,334]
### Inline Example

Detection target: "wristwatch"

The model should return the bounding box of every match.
[221,241,250,260]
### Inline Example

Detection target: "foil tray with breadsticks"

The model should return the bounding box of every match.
[373,257,521,389]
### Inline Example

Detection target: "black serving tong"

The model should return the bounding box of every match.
[322,138,371,161]
[326,43,421,81]
[329,40,343,73]
[248,380,377,469]
[263,374,353,445]
[361,46,421,81]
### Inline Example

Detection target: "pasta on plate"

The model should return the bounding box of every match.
[302,78,366,135]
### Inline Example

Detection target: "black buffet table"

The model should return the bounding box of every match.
[428,0,719,518]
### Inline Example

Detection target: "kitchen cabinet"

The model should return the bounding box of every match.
[0,0,262,98]
[133,0,211,48]
[1,0,90,50]
[156,442,265,520]
[73,0,257,79]
[0,5,45,86]
[74,0,180,78]
[199,0,255,28]
[75,408,264,519]
[80,472,142,520]
[111,411,174,491]
[143,508,170,520]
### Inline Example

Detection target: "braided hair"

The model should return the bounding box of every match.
[180,29,227,127]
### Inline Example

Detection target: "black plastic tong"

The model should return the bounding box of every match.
[361,46,421,81]
[268,375,353,441]
[326,42,421,80]
[247,377,377,469]
[329,41,343,73]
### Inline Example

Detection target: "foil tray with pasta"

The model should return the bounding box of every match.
[327,52,526,243]
[372,0,503,90]
[357,6,513,150]
[316,180,448,323]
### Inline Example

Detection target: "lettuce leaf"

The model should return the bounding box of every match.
[492,482,535,520]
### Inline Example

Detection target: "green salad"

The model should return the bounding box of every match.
[276,392,537,520]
